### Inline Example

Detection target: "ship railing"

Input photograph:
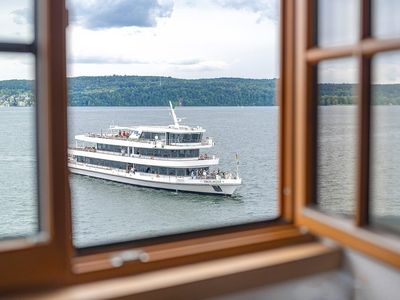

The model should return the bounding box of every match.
[86,133,154,144]
[131,170,238,181]
[129,171,238,182]
[189,172,238,180]
[69,147,217,161]
[84,133,213,147]
[129,153,216,161]
[69,161,113,171]
[168,138,213,146]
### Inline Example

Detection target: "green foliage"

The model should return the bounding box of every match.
[1,76,400,106]
[0,80,34,106]
[319,84,357,105]
[66,76,277,106]
[318,83,400,105]
[372,84,400,105]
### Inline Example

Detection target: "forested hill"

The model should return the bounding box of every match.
[1,76,400,106]
[68,76,276,106]
[319,83,400,105]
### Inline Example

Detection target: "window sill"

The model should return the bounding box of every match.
[8,241,341,300]
[71,224,314,279]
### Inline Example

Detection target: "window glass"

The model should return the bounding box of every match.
[370,51,400,233]
[67,0,280,247]
[373,0,400,39]
[316,58,358,217]
[0,52,37,239]
[317,0,359,48]
[0,0,34,43]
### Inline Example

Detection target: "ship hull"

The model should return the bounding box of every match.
[69,163,241,196]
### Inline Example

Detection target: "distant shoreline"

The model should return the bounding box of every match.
[1,75,400,107]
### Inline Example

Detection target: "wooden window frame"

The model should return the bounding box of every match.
[0,0,311,293]
[0,0,71,292]
[66,0,300,285]
[294,0,400,267]
[2,0,400,295]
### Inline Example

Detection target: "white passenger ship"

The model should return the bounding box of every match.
[68,102,242,195]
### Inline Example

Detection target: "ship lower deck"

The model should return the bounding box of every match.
[69,162,241,196]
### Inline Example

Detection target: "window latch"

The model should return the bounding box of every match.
[109,249,150,267]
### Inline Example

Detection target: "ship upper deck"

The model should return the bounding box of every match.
[74,102,213,149]
[112,124,206,134]
[74,133,214,149]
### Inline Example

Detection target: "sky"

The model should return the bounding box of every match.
[0,0,280,80]
[66,0,279,79]
[0,0,399,83]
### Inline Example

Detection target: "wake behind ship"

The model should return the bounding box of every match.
[68,102,242,195]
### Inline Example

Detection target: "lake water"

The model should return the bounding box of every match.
[0,106,278,246]
[68,107,278,247]
[1,106,399,246]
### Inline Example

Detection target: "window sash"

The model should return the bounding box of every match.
[69,0,295,254]
[294,0,400,267]
[0,0,302,291]
[0,0,71,291]
[66,0,299,285]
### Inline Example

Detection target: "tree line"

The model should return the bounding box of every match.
[1,76,400,106]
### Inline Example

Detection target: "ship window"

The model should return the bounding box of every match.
[134,148,199,159]
[97,143,126,153]
[140,132,165,141]
[168,133,202,144]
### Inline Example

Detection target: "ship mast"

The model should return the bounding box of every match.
[169,101,180,128]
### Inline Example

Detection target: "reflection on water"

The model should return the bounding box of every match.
[371,106,400,233]
[317,57,358,218]
[317,106,356,217]
[371,51,400,233]
[317,0,359,48]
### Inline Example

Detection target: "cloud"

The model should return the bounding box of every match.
[69,55,150,65]
[373,52,400,84]
[215,0,279,23]
[318,58,358,84]
[173,60,229,72]
[68,0,174,29]
[11,7,33,25]
[69,55,227,73]
[168,59,203,66]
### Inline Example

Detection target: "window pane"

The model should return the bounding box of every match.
[373,0,400,39]
[0,0,34,43]
[67,0,280,247]
[0,53,37,239]
[317,0,359,48]
[316,58,358,217]
[370,51,400,233]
